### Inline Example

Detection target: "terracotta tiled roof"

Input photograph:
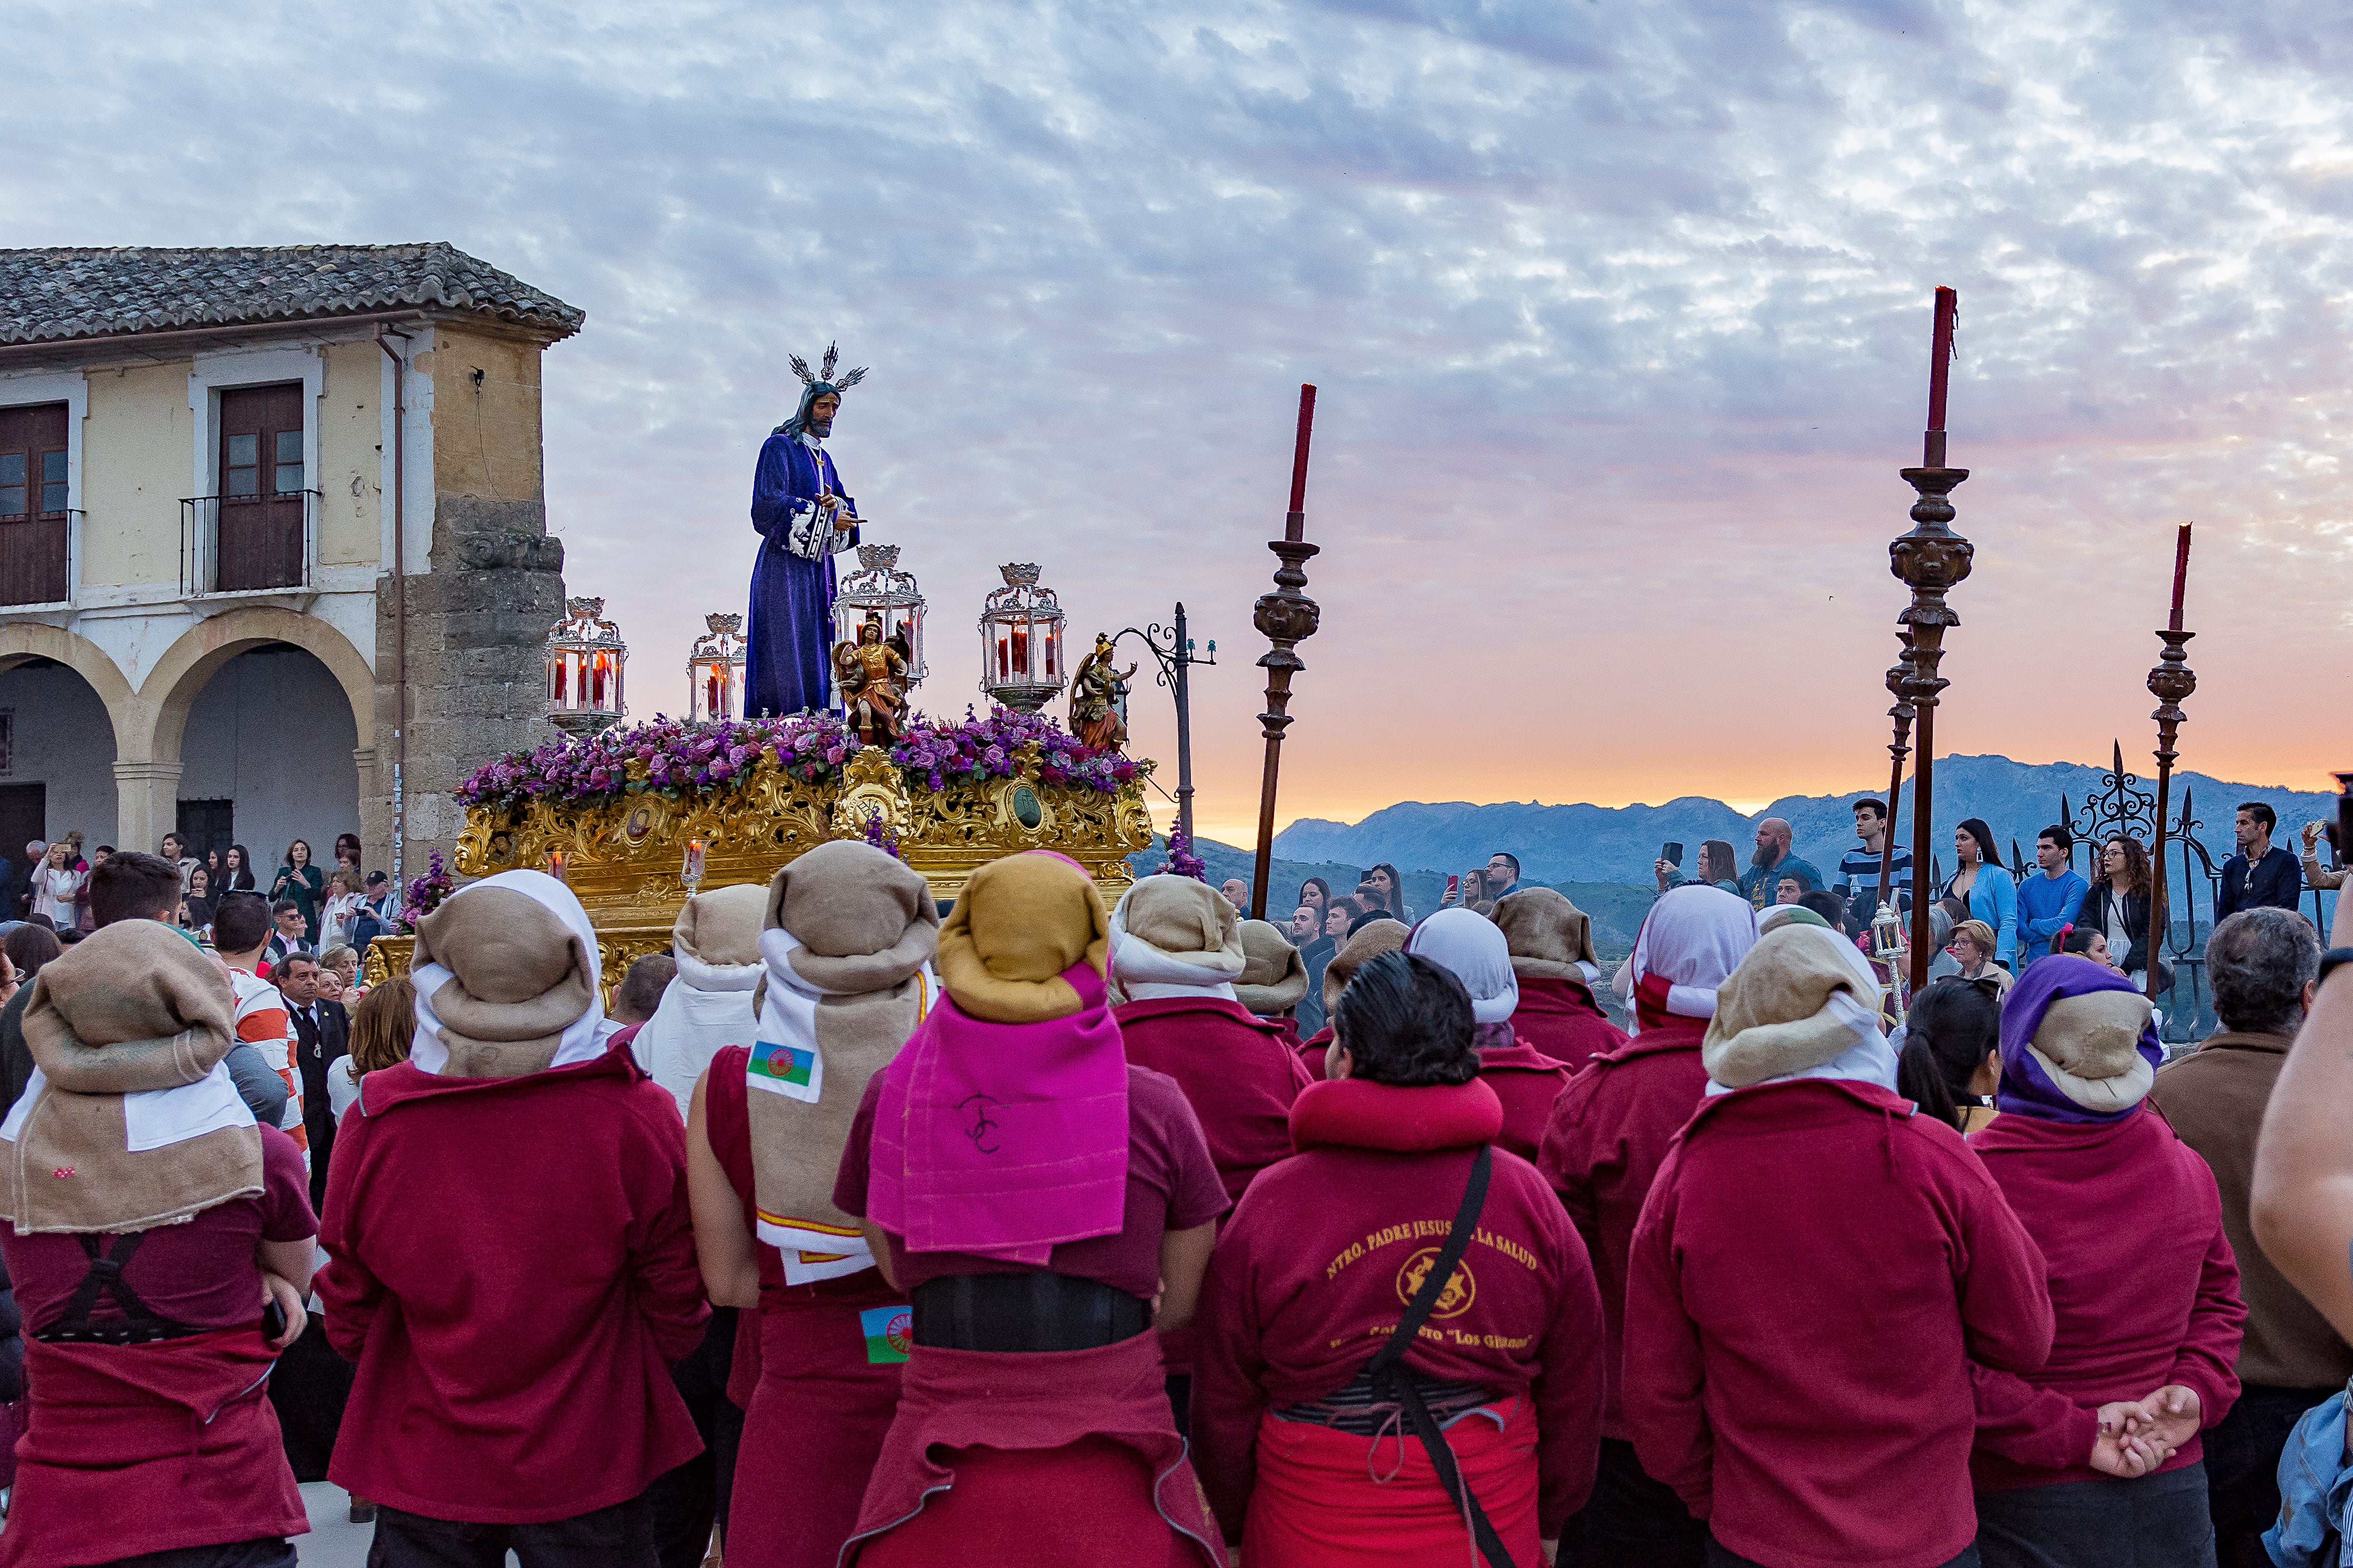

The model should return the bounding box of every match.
[0,243,584,346]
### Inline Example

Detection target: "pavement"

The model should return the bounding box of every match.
[297,1481,399,1566]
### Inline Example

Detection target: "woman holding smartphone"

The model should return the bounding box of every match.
[270,838,325,945]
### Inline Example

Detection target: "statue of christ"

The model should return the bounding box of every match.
[746,345,866,718]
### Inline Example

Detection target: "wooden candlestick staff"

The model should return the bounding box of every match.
[2146,522,2197,1002]
[1892,286,1974,993]
[1248,385,1322,919]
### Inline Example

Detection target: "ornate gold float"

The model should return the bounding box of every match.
[363,742,1154,992]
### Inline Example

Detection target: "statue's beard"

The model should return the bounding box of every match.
[804,415,833,438]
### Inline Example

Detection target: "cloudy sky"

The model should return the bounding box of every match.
[13,1,2353,840]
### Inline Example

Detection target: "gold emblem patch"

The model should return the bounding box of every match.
[1395,1247,1476,1319]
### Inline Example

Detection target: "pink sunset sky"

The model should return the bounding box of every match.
[12,1,2351,845]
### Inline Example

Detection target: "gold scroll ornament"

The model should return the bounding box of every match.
[362,742,1154,999]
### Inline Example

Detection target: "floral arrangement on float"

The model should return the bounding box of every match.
[395,851,455,933]
[455,705,1138,817]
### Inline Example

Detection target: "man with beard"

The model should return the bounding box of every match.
[748,344,867,719]
[1736,817,1822,911]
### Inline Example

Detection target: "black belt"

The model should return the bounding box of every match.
[34,1233,207,1346]
[910,1272,1151,1352]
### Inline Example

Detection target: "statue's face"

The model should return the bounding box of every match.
[807,392,840,436]
[861,622,881,645]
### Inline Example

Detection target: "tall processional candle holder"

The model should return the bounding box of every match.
[1874,633,1917,916]
[1248,384,1323,919]
[979,563,1065,713]
[832,544,929,708]
[548,597,627,736]
[1892,288,1973,993]
[2146,523,2197,1001]
[1871,898,1911,1014]
[687,613,747,725]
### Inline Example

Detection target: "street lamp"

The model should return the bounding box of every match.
[979,562,1066,713]
[548,596,626,735]
[1113,603,1217,849]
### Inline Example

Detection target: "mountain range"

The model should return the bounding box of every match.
[1270,754,2342,891]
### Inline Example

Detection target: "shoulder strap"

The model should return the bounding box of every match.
[1365,1145,1514,1568]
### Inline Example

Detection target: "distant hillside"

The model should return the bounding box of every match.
[1127,835,1657,948]
[1274,754,2341,893]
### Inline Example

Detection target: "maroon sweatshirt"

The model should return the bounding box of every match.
[1115,995,1311,1206]
[1192,1076,1606,1542]
[1535,1014,1710,1438]
[318,1040,709,1522]
[1624,1079,2054,1568]
[1967,1105,2244,1490]
[1478,1036,1574,1160]
[1513,976,1629,1072]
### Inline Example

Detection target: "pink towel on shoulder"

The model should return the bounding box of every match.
[865,958,1129,1264]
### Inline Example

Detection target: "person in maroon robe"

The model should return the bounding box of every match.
[1538,883,1755,1567]
[1968,956,2244,1563]
[687,844,938,1568]
[320,870,708,1567]
[1193,949,1606,1565]
[1406,907,1574,1158]
[0,922,314,1568]
[833,851,1228,1565]
[1623,918,2057,1568]
[1495,886,1628,1070]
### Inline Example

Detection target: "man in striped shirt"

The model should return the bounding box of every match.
[215,890,308,1160]
[1835,798,1913,936]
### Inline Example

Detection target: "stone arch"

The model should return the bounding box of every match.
[0,623,137,740]
[131,607,374,766]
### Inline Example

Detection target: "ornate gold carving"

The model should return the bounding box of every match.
[437,745,1154,954]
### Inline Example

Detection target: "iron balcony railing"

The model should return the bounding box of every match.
[180,490,319,598]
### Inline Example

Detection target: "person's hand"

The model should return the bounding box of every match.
[1654,859,1675,890]
[261,1272,307,1350]
[2131,1385,2203,1452]
[2089,1427,2164,1477]
[2305,820,2327,851]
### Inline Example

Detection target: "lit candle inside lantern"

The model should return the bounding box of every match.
[996,635,1010,680]
[2168,522,2192,632]
[547,850,566,881]
[1012,627,1030,675]
[552,657,567,704]
[683,837,705,889]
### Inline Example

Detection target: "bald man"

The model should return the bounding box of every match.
[1736,818,1822,911]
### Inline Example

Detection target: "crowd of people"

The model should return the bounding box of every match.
[0,798,2348,1568]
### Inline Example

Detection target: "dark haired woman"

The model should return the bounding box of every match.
[2083,835,2163,987]
[1940,817,2018,971]
[1366,863,1414,924]
[222,843,257,894]
[1898,976,2004,1134]
[1195,950,1605,1566]
[270,839,324,945]
[1297,877,1331,930]
[1697,839,1743,895]
[180,863,217,935]
[334,832,363,870]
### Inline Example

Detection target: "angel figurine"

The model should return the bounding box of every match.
[833,612,910,746]
[1069,633,1137,752]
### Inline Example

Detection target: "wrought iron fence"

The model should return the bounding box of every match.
[179,491,318,598]
[2055,740,2220,1043]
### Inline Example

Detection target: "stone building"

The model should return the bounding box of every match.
[0,243,579,894]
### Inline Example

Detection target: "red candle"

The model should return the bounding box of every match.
[1927,286,1956,432]
[2169,521,2192,632]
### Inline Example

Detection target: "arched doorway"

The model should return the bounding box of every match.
[169,643,361,882]
[0,653,121,871]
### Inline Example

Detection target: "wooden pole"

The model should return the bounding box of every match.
[1875,633,1917,915]
[1248,386,1321,920]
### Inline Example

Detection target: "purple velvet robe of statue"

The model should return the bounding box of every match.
[747,431,858,719]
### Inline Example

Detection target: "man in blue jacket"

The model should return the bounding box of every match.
[2016,825,2090,970]
[2218,802,2303,923]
